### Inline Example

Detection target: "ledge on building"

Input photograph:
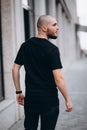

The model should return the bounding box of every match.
[0,99,17,130]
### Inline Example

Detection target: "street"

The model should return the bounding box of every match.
[9,57,87,130]
[56,57,87,130]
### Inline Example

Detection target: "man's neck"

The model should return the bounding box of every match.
[37,33,48,40]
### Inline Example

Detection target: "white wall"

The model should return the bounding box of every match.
[0,0,25,129]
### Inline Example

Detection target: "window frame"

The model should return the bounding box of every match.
[0,0,5,101]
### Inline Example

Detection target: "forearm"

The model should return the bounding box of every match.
[55,76,70,101]
[12,64,22,91]
[53,69,72,112]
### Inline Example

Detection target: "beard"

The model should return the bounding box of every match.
[47,34,58,39]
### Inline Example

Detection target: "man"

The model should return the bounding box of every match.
[12,15,72,130]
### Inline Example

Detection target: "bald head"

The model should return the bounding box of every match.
[37,15,58,39]
[37,15,55,28]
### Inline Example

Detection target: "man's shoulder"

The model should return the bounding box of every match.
[46,40,59,52]
[20,37,33,47]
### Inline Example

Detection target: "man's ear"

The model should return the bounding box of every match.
[41,25,47,32]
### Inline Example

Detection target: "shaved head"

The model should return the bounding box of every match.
[37,15,54,28]
[37,15,58,39]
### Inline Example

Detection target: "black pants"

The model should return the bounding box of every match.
[24,105,59,130]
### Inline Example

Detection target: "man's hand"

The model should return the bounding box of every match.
[16,94,24,106]
[65,99,73,112]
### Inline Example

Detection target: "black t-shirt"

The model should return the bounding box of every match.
[15,37,63,111]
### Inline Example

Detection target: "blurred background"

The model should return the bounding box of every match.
[0,0,87,130]
[76,0,87,55]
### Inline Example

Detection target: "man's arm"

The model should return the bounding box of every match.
[12,63,24,106]
[52,69,72,112]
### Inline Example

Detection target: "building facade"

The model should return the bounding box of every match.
[0,0,79,129]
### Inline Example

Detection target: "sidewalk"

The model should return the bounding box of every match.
[9,58,87,130]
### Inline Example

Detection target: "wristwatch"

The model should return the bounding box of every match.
[16,90,22,94]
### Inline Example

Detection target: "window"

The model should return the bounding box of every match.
[0,0,4,101]
[23,9,30,40]
[22,0,30,10]
[22,0,28,6]
[22,0,35,40]
[22,0,30,41]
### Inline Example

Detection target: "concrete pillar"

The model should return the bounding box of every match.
[34,0,46,35]
[1,0,25,100]
[46,0,57,45]
[1,0,16,99]
[14,0,25,49]
[11,0,25,120]
[47,0,56,18]
[56,3,64,59]
[1,0,18,129]
[1,0,24,129]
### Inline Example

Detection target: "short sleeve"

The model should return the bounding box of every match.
[49,48,63,70]
[14,44,24,65]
